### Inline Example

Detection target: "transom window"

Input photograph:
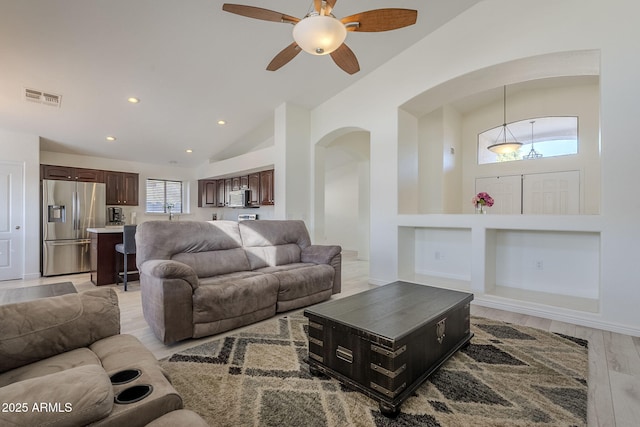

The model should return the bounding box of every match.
[478,116,578,164]
[146,179,183,213]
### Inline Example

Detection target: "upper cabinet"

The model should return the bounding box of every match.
[105,171,139,205]
[41,165,104,182]
[198,169,274,207]
[248,173,260,206]
[259,169,274,205]
[198,179,218,207]
[216,180,226,207]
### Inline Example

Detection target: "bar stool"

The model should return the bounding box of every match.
[115,224,138,291]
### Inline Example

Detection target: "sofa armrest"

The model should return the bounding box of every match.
[0,288,119,373]
[139,260,197,344]
[140,259,199,290]
[301,245,342,295]
[0,364,113,426]
[301,245,341,265]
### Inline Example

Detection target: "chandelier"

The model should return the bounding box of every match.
[523,120,543,159]
[487,86,523,154]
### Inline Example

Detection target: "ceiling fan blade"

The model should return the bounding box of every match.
[222,4,299,24]
[266,43,302,71]
[325,0,338,15]
[330,43,360,75]
[341,9,417,32]
[314,0,322,13]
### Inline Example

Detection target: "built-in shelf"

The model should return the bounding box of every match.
[398,216,602,315]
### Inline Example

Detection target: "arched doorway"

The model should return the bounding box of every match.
[314,129,370,260]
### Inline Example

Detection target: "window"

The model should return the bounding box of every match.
[478,116,578,164]
[146,179,183,213]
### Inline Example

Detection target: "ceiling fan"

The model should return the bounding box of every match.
[222,1,418,74]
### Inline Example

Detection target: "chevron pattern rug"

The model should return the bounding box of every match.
[160,313,588,427]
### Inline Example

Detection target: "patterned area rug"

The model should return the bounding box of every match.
[160,313,588,426]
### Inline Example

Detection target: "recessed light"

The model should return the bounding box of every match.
[127,97,140,104]
[106,136,116,141]
[186,149,193,153]
[217,120,226,125]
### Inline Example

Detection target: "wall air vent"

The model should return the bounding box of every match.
[24,88,62,107]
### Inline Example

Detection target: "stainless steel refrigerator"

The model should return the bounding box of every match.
[42,179,106,276]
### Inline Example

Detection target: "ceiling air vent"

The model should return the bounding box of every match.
[24,88,62,107]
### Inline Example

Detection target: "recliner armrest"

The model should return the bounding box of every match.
[0,364,113,426]
[140,260,200,290]
[0,288,119,373]
[301,245,342,265]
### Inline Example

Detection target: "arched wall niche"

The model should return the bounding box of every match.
[398,50,601,215]
[313,127,371,260]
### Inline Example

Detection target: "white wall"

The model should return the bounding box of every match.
[0,131,40,279]
[461,82,600,214]
[308,0,640,334]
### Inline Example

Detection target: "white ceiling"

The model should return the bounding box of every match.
[0,0,481,167]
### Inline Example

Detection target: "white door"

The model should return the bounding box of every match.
[0,162,24,281]
[475,175,522,214]
[523,171,580,214]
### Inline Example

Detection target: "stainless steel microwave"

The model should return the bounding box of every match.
[228,189,251,208]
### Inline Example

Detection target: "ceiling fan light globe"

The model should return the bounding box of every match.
[293,15,347,56]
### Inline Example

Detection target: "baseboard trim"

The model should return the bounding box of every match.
[473,297,640,337]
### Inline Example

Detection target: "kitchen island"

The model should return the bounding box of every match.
[88,227,138,286]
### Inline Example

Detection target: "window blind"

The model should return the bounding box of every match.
[146,179,183,213]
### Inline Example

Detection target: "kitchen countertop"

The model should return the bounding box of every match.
[87,226,124,233]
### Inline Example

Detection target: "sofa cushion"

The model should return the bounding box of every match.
[255,262,316,274]
[136,220,244,268]
[271,264,335,302]
[0,288,119,373]
[0,347,101,388]
[0,364,113,427]
[173,247,251,277]
[193,274,280,324]
[239,220,312,248]
[244,244,302,270]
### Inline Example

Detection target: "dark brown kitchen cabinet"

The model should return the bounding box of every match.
[232,177,241,191]
[224,179,232,205]
[248,173,260,206]
[198,179,217,207]
[41,164,104,182]
[216,180,226,207]
[259,169,274,205]
[105,172,139,205]
[240,175,249,190]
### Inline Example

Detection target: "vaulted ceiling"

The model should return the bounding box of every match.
[0,0,481,167]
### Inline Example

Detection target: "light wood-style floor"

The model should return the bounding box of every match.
[2,254,639,426]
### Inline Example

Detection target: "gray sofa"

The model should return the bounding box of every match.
[136,220,341,344]
[0,288,208,427]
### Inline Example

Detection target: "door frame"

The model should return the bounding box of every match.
[0,161,25,281]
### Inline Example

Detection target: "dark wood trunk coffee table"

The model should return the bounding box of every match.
[304,281,473,417]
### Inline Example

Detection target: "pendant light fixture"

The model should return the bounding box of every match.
[487,86,523,154]
[523,120,543,159]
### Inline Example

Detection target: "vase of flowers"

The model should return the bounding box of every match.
[472,192,494,214]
